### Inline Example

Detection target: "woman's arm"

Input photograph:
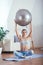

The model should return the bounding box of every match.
[27,23,32,38]
[15,23,21,40]
[26,23,35,50]
[31,40,35,50]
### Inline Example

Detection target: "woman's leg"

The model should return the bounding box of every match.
[14,51,23,57]
[25,50,34,56]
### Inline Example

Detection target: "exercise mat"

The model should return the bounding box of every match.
[3,54,43,62]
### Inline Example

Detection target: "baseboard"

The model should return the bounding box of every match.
[35,47,43,49]
[2,51,13,53]
[2,47,43,53]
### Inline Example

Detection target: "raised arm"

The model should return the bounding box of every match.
[27,23,32,38]
[27,23,35,50]
[15,23,21,40]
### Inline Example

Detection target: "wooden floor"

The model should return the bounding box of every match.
[0,49,43,65]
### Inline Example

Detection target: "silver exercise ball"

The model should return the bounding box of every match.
[15,9,32,26]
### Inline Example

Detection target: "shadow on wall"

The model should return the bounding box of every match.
[14,35,19,42]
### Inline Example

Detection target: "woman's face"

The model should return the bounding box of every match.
[22,30,27,36]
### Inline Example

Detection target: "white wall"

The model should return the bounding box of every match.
[0,0,14,51]
[0,0,13,29]
[32,0,43,47]
[0,0,43,51]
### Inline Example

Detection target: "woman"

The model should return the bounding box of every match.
[14,23,34,57]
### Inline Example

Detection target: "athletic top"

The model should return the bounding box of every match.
[21,38,32,49]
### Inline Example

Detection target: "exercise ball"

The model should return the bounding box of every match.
[15,9,32,26]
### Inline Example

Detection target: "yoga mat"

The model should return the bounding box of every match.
[3,54,43,62]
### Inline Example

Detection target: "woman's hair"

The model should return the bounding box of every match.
[22,29,27,33]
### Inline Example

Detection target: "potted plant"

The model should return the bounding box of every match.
[0,27,9,54]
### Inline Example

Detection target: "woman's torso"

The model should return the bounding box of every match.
[20,37,32,50]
